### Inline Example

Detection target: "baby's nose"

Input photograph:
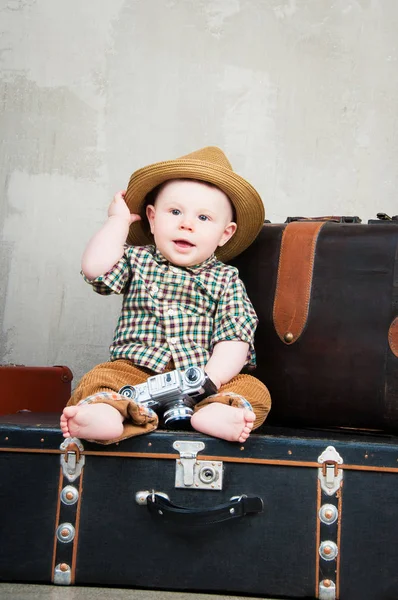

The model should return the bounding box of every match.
[180,217,194,230]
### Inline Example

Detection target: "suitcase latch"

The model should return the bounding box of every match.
[319,579,336,600]
[173,441,223,490]
[60,437,85,482]
[318,446,343,496]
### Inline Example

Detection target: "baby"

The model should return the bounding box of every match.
[61,147,271,444]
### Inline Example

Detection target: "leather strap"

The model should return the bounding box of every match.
[389,317,398,358]
[388,238,398,357]
[273,221,326,344]
[147,494,263,526]
[385,238,398,424]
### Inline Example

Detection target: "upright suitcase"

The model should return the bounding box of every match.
[232,220,398,432]
[0,411,398,600]
[0,365,73,415]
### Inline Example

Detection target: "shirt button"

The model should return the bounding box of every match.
[169,337,178,345]
[167,309,175,316]
[151,284,159,293]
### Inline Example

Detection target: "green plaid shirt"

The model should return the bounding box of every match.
[84,245,258,373]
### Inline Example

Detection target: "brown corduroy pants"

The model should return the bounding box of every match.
[68,359,271,444]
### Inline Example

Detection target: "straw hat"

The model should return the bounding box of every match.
[124,146,265,262]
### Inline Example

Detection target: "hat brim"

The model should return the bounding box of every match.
[124,158,265,262]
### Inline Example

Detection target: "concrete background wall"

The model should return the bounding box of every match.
[1,0,398,386]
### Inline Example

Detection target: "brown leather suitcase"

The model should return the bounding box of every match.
[232,219,398,432]
[0,365,73,415]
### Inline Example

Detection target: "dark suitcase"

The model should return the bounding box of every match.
[232,220,398,432]
[1,411,398,600]
[0,365,73,415]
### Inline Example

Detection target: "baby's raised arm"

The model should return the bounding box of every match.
[81,191,141,280]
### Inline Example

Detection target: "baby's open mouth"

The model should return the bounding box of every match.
[173,239,194,248]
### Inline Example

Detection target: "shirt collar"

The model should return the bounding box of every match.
[152,246,218,274]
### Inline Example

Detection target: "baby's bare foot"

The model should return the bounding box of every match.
[191,403,255,443]
[60,403,124,440]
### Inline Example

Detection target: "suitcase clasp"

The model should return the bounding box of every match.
[54,563,72,585]
[60,437,85,482]
[319,578,336,599]
[173,441,224,490]
[318,446,343,496]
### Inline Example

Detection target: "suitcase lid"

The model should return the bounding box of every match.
[1,412,398,471]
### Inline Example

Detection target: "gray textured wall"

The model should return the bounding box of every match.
[1,0,398,386]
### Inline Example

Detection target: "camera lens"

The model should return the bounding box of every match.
[163,405,194,429]
[185,367,200,384]
[118,385,137,400]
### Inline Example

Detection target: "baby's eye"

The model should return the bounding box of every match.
[171,209,181,215]
[198,214,210,221]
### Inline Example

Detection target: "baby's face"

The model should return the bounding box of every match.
[146,179,237,267]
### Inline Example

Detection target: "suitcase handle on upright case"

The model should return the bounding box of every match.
[285,215,362,223]
[146,493,263,526]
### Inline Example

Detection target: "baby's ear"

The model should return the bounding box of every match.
[218,222,237,247]
[146,204,156,234]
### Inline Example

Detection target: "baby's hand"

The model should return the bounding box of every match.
[108,190,141,226]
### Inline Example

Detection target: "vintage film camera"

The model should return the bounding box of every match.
[119,367,217,428]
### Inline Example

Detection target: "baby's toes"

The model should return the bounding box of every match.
[239,428,251,443]
[244,409,256,423]
[62,406,79,419]
[60,423,71,437]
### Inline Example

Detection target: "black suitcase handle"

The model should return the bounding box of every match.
[147,493,263,526]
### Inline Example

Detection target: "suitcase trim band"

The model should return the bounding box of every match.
[2,446,398,474]
[52,465,84,585]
